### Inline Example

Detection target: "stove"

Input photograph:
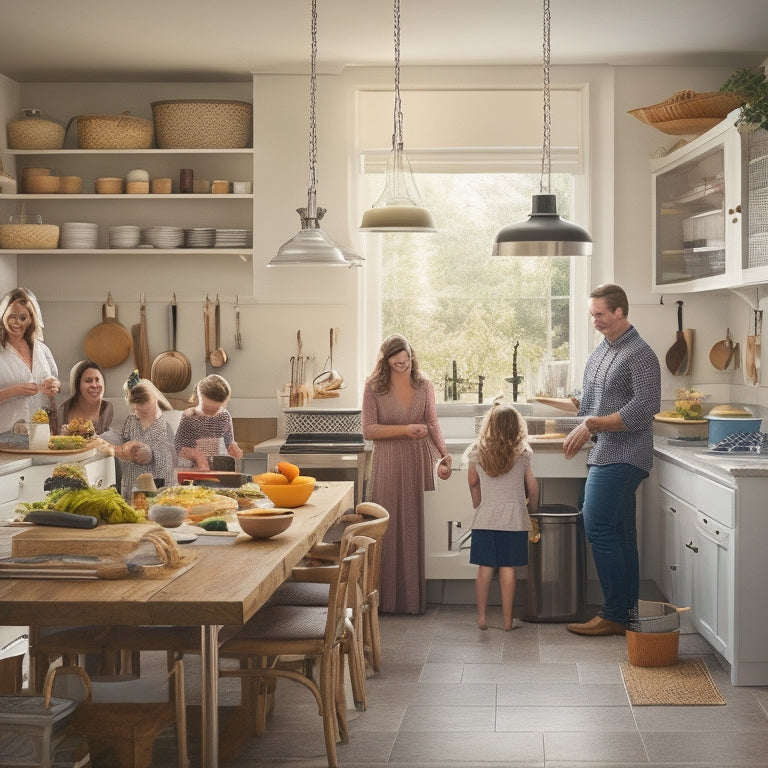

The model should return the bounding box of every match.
[279,432,366,454]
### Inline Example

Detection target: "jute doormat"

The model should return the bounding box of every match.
[620,657,726,706]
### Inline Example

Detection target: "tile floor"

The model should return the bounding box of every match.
[146,603,768,768]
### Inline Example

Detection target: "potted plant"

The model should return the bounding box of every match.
[28,408,51,450]
[721,65,768,130]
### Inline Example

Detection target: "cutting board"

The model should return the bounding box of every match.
[11,522,158,558]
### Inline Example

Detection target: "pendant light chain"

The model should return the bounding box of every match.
[392,0,403,149]
[308,0,319,196]
[540,0,551,194]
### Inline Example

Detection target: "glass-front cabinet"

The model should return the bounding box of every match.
[651,111,768,291]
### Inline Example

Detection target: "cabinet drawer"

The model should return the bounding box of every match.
[657,459,734,527]
[0,473,20,505]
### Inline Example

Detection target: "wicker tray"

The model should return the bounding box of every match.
[629,90,743,135]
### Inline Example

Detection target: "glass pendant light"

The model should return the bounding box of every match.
[493,0,592,257]
[360,0,436,233]
[269,0,361,267]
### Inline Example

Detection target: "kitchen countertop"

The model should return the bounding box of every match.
[654,437,768,489]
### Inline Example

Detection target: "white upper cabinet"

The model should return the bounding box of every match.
[651,109,768,292]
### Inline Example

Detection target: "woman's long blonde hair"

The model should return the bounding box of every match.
[470,403,528,477]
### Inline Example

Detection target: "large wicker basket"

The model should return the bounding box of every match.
[151,99,252,149]
[76,113,153,149]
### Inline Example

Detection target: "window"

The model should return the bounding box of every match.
[357,87,591,403]
[361,170,588,403]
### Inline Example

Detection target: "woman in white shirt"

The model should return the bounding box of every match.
[0,287,60,432]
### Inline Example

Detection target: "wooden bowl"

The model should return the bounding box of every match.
[24,174,60,194]
[257,477,315,508]
[59,175,83,194]
[237,509,294,539]
[94,177,123,194]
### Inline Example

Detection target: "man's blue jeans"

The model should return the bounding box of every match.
[581,463,648,626]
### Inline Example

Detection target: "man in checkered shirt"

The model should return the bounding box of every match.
[563,284,661,637]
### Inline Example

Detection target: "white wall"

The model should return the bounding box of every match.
[5,62,765,421]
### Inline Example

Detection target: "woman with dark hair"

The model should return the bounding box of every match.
[0,287,60,432]
[362,334,452,614]
[57,360,113,435]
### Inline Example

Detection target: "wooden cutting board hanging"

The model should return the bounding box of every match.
[82,292,132,368]
[665,301,692,375]
[130,293,151,379]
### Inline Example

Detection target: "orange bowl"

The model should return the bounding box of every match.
[257,477,316,508]
[237,510,294,539]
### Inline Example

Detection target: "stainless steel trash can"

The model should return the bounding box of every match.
[524,504,586,622]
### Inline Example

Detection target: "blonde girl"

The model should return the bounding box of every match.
[175,374,243,470]
[465,403,539,630]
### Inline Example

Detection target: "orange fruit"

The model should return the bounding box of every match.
[277,461,301,483]
[253,472,289,485]
[291,475,316,485]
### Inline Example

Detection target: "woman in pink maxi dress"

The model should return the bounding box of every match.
[362,335,452,614]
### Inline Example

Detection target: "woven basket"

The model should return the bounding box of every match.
[7,111,66,150]
[626,629,680,667]
[76,113,153,149]
[630,600,684,633]
[151,99,252,149]
[629,90,744,135]
[0,224,60,250]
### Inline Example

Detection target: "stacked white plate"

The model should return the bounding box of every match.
[144,226,184,249]
[214,228,252,248]
[109,225,141,248]
[185,227,216,248]
[60,221,98,249]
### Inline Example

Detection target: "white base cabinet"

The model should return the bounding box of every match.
[651,452,768,685]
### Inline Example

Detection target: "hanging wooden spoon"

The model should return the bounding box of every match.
[208,294,227,368]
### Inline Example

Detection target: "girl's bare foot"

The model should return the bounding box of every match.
[478,618,488,630]
[504,618,524,631]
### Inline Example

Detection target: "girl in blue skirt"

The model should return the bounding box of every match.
[465,403,539,630]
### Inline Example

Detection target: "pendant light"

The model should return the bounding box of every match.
[493,0,592,257]
[360,0,436,233]
[269,0,361,267]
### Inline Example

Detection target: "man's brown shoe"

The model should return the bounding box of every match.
[566,615,627,636]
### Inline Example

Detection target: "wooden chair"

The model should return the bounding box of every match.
[46,658,189,768]
[266,503,388,710]
[218,540,368,768]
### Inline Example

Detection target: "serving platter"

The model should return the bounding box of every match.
[653,415,707,425]
[0,441,95,455]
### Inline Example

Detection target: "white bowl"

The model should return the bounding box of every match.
[148,504,187,528]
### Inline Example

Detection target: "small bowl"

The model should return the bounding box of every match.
[59,175,83,194]
[148,504,187,528]
[257,477,316,508]
[95,177,123,194]
[24,175,60,194]
[125,180,149,194]
[237,509,294,539]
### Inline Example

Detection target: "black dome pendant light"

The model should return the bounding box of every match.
[493,0,592,257]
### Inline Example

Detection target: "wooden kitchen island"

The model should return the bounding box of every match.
[0,481,355,768]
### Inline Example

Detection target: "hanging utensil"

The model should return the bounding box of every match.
[234,296,242,350]
[746,308,759,386]
[665,301,689,375]
[150,293,192,393]
[203,295,213,375]
[208,294,227,368]
[314,327,343,396]
[82,292,132,369]
[133,293,151,380]
[709,328,735,371]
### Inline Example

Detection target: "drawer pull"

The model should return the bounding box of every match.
[685,540,699,553]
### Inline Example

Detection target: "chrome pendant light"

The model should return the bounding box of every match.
[269,0,361,267]
[360,0,436,233]
[493,0,592,257]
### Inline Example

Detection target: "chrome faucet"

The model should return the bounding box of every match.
[444,361,485,403]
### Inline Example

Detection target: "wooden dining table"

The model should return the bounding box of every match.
[0,481,355,768]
